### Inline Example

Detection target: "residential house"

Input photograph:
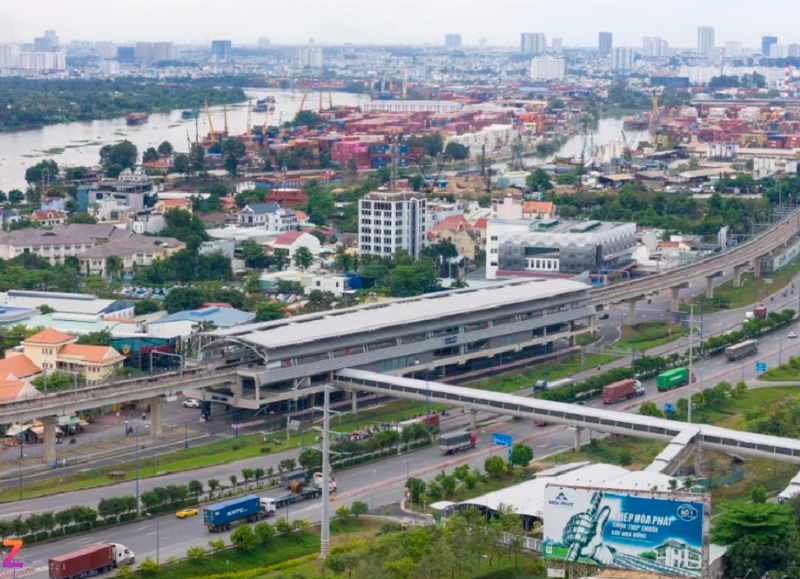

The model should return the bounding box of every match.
[0,380,41,403]
[237,203,279,227]
[266,208,298,234]
[522,201,556,220]
[294,210,311,228]
[219,197,238,212]
[0,209,21,226]
[40,197,66,212]
[199,213,231,228]
[307,274,352,298]
[428,215,483,261]
[29,210,68,228]
[0,223,123,264]
[471,218,488,241]
[9,328,125,384]
[146,307,255,339]
[491,193,524,220]
[129,213,165,234]
[78,235,184,276]
[153,198,192,215]
[78,168,155,213]
[273,230,322,261]
[0,355,42,381]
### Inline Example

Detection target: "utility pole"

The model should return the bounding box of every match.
[320,386,331,559]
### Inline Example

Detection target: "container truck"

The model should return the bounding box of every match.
[393,414,440,432]
[261,483,323,515]
[438,431,477,454]
[533,378,573,393]
[204,495,268,532]
[602,379,645,404]
[656,368,693,392]
[280,471,308,489]
[725,340,758,361]
[49,544,135,579]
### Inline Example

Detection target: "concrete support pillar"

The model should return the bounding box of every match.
[351,394,358,416]
[705,276,714,299]
[628,299,637,326]
[470,410,477,432]
[41,416,58,467]
[670,286,681,312]
[733,264,747,288]
[590,314,598,337]
[574,427,583,452]
[754,257,762,277]
[148,397,165,438]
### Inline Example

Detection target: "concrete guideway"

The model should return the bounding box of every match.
[334,368,800,463]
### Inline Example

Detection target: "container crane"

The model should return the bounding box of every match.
[329,90,334,109]
[204,100,216,144]
[262,107,271,134]
[402,70,407,99]
[299,93,308,112]
[245,100,253,134]
[224,103,229,138]
[319,90,323,112]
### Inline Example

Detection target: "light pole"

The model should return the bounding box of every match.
[184,415,188,450]
[688,304,694,424]
[146,513,160,564]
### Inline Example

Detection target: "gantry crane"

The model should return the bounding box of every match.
[223,103,229,138]
[204,100,216,144]
[245,100,253,134]
[262,106,271,134]
[299,93,307,112]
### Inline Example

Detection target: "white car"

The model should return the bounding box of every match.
[182,399,201,409]
[789,332,798,339]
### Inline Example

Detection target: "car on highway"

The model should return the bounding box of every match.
[182,399,201,409]
[789,332,798,339]
[599,313,609,320]
[176,508,199,519]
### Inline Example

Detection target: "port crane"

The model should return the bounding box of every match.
[224,104,229,138]
[204,100,216,144]
[245,101,252,134]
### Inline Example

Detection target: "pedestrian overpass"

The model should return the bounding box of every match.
[333,368,800,464]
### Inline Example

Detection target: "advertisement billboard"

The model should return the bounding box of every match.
[543,485,707,578]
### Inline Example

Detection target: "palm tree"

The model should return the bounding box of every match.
[192,320,217,334]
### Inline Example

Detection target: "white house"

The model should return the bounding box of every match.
[306,274,352,297]
[273,231,322,261]
[237,203,279,227]
[266,208,298,234]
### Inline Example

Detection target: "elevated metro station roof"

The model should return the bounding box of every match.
[210,279,590,350]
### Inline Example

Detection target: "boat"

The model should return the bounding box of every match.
[254,97,276,112]
[181,109,200,118]
[126,112,149,125]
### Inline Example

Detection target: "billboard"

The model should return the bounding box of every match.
[543,485,707,577]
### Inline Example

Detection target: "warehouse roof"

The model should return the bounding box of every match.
[214,279,589,350]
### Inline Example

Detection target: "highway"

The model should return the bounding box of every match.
[11,300,800,576]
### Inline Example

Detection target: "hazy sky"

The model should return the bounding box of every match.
[2,0,799,47]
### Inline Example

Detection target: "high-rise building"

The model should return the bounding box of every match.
[531,56,565,80]
[643,37,654,56]
[298,46,322,68]
[770,43,789,58]
[152,42,174,62]
[724,41,743,58]
[762,36,778,57]
[33,35,58,53]
[0,44,20,68]
[211,40,232,62]
[611,47,634,73]
[598,32,613,56]
[116,46,135,63]
[19,51,65,71]
[359,191,427,259]
[445,34,462,49]
[521,33,546,55]
[135,42,153,63]
[551,37,563,53]
[258,36,271,48]
[521,33,532,54]
[99,60,120,76]
[697,26,715,54]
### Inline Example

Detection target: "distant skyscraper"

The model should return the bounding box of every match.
[697,26,715,54]
[135,42,153,63]
[478,37,487,48]
[770,43,789,58]
[33,34,58,52]
[643,37,654,55]
[521,33,546,55]
[644,37,669,57]
[598,32,613,56]
[724,41,743,58]
[611,47,634,73]
[0,44,20,68]
[152,42,174,62]
[444,34,462,49]
[211,40,232,62]
[258,36,271,48]
[116,46,135,63]
[551,37,563,53]
[762,35,778,56]
[298,46,322,68]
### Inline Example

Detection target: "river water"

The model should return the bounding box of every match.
[0,89,370,192]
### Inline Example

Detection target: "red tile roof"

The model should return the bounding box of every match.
[30,210,67,221]
[59,344,125,364]
[472,218,488,230]
[24,328,75,345]
[431,214,470,233]
[0,355,41,381]
[274,231,307,245]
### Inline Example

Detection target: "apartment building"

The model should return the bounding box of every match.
[359,191,427,258]
[531,56,565,80]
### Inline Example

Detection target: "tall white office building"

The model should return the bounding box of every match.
[359,191,427,259]
[19,51,66,71]
[724,41,743,57]
[697,26,715,54]
[521,33,546,55]
[770,44,790,58]
[0,44,20,68]
[643,37,668,57]
[551,37,563,53]
[531,56,565,80]
[444,34,462,49]
[611,47,634,73]
[298,46,322,68]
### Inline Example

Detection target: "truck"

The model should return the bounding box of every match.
[394,414,440,431]
[280,471,308,489]
[313,471,336,492]
[261,482,323,515]
[438,431,477,454]
[725,340,759,361]
[533,378,573,393]
[602,379,645,404]
[204,495,268,532]
[745,306,768,323]
[49,544,135,579]
[656,368,693,392]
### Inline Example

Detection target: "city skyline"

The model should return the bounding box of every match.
[0,0,797,47]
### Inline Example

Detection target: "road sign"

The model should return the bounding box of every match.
[664,403,675,413]
[288,420,300,431]
[756,362,767,373]
[764,278,773,285]
[493,433,513,447]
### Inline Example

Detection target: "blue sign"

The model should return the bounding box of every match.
[664,403,675,413]
[508,449,513,461]
[444,336,458,345]
[493,433,513,447]
[756,362,767,373]
[544,487,705,576]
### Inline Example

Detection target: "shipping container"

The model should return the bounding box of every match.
[725,340,758,361]
[203,495,265,532]
[656,368,691,391]
[603,379,645,404]
[49,544,135,579]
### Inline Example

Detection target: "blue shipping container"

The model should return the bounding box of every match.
[204,495,261,527]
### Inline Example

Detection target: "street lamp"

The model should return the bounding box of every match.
[145,512,160,564]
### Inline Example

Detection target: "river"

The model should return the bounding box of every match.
[0,89,371,192]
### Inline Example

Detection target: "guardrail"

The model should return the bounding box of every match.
[590,209,800,302]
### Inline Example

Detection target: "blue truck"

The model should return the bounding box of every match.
[203,495,268,532]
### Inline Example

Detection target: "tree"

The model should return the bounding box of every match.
[293,246,313,270]
[164,288,206,314]
[751,486,768,504]
[143,147,160,163]
[134,299,161,316]
[138,557,159,573]
[325,554,347,577]
[25,159,59,186]
[274,516,292,535]
[278,458,296,473]
[189,144,206,174]
[253,467,265,487]
[254,521,276,544]
[186,546,205,560]
[68,212,96,224]
[508,443,534,468]
[351,501,369,519]
[335,504,352,522]
[405,478,426,503]
[241,468,254,488]
[526,169,553,192]
[444,142,469,160]
[77,329,112,346]
[207,479,219,498]
[157,141,174,156]
[188,480,203,498]
[100,141,138,177]
[173,155,190,174]
[619,450,633,466]
[230,524,260,550]
[8,190,23,204]
[713,500,796,545]
[255,301,288,322]
[638,401,664,418]
[484,455,506,477]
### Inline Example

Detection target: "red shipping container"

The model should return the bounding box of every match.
[50,545,115,579]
